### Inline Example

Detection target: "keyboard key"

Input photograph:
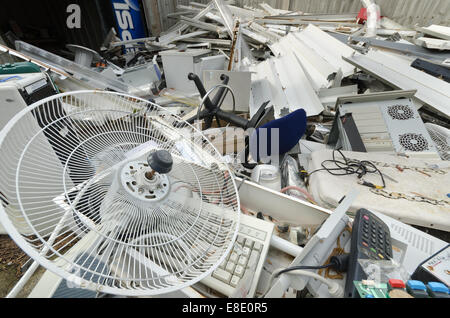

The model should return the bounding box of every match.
[253,242,262,252]
[226,261,236,273]
[238,256,248,267]
[233,245,243,255]
[219,258,227,269]
[234,265,245,278]
[252,230,267,241]
[229,252,238,263]
[248,250,260,268]
[236,235,245,246]
[242,247,251,257]
[213,268,231,283]
[230,275,240,288]
[240,225,252,236]
[244,238,254,249]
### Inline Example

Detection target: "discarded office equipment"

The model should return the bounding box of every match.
[0,90,241,296]
[0,61,41,74]
[344,208,393,298]
[160,49,225,94]
[0,72,59,235]
[308,149,450,231]
[201,213,274,297]
[185,73,272,130]
[264,191,356,298]
[411,244,450,287]
[343,50,450,119]
[251,165,281,192]
[203,70,251,112]
[372,211,448,277]
[328,90,440,159]
[2,0,450,300]
[250,109,307,163]
[425,123,450,161]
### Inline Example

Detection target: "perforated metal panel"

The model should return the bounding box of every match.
[387,105,415,120]
[399,133,430,152]
[339,93,439,158]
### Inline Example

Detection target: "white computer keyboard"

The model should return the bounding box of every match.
[201,213,274,297]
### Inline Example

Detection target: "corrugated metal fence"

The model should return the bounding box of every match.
[169,0,450,28]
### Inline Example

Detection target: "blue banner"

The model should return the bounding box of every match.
[110,0,147,53]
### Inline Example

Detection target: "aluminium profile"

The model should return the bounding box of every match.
[176,5,202,12]
[110,36,157,48]
[293,25,356,77]
[246,21,281,43]
[259,3,286,16]
[330,32,450,63]
[161,3,214,42]
[204,12,225,25]
[265,13,358,22]
[416,25,450,41]
[318,85,358,109]
[241,28,270,45]
[189,2,208,9]
[414,37,450,51]
[158,30,210,46]
[166,11,197,18]
[214,0,235,37]
[250,52,324,118]
[178,15,227,34]
[270,33,335,90]
[179,37,231,46]
[254,19,360,27]
[343,50,450,119]
[14,40,140,95]
[0,43,69,78]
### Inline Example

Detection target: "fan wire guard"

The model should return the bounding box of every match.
[0,91,240,296]
[425,123,450,161]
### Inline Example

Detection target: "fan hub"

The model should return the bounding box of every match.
[120,161,170,202]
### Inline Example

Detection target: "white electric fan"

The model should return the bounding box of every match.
[425,122,450,161]
[0,90,240,296]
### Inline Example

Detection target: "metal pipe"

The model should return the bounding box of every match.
[6,261,40,298]
[270,234,303,257]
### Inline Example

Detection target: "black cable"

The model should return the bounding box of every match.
[275,264,333,277]
[275,254,350,278]
[306,149,385,189]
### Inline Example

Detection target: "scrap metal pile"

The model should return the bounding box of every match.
[0,0,449,233]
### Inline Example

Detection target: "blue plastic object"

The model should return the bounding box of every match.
[250,109,307,162]
[406,280,426,291]
[427,282,449,294]
[110,0,147,53]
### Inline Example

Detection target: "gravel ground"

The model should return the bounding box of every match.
[0,235,45,298]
